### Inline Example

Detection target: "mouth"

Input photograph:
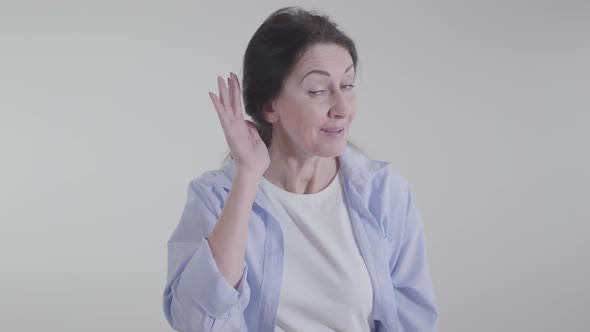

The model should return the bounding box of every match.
[321,127,345,138]
[320,127,344,133]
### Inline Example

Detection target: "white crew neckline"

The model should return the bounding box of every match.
[259,169,341,202]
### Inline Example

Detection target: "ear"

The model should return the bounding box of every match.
[262,100,279,123]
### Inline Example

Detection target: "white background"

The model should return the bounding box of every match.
[1,0,589,331]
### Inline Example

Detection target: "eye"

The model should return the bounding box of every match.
[308,90,325,96]
[341,84,356,90]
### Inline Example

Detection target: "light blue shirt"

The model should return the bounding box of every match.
[163,145,439,332]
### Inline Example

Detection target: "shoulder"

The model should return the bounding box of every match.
[367,165,411,203]
[339,146,411,210]
[360,163,414,241]
[340,146,409,196]
[178,164,236,218]
[186,162,234,195]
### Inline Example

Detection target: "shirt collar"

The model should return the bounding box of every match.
[213,145,390,200]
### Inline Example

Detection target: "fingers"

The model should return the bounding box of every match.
[210,73,245,129]
[227,75,234,112]
[208,92,228,127]
[217,76,232,114]
[211,73,243,117]
[230,73,244,118]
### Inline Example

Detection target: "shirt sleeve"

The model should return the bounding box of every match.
[390,186,439,331]
[163,179,250,332]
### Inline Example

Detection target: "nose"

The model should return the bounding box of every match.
[328,89,353,119]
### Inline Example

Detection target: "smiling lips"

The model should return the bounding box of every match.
[321,127,344,133]
[321,127,345,138]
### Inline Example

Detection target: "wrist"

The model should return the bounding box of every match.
[234,168,263,186]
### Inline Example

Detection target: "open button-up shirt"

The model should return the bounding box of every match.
[163,145,439,331]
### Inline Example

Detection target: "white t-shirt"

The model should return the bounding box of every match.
[260,170,375,332]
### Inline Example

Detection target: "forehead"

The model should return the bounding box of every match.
[292,43,354,77]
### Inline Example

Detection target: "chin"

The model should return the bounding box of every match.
[315,141,347,158]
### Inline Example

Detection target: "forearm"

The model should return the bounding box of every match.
[208,169,261,288]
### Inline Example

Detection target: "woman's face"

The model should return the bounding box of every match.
[265,43,357,158]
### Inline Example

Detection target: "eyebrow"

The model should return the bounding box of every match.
[299,64,355,83]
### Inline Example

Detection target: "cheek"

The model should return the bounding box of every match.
[348,93,358,107]
[278,96,332,139]
[280,104,317,136]
[288,113,323,145]
[348,96,358,119]
[291,100,324,124]
[295,112,323,137]
[350,105,358,119]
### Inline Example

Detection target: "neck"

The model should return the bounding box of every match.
[263,136,339,195]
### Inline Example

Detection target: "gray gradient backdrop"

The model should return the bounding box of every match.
[1,1,589,331]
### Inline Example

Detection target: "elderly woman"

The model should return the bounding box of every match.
[163,6,438,332]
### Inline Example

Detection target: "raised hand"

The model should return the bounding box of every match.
[209,73,270,177]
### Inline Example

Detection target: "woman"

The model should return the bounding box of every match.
[163,6,438,332]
